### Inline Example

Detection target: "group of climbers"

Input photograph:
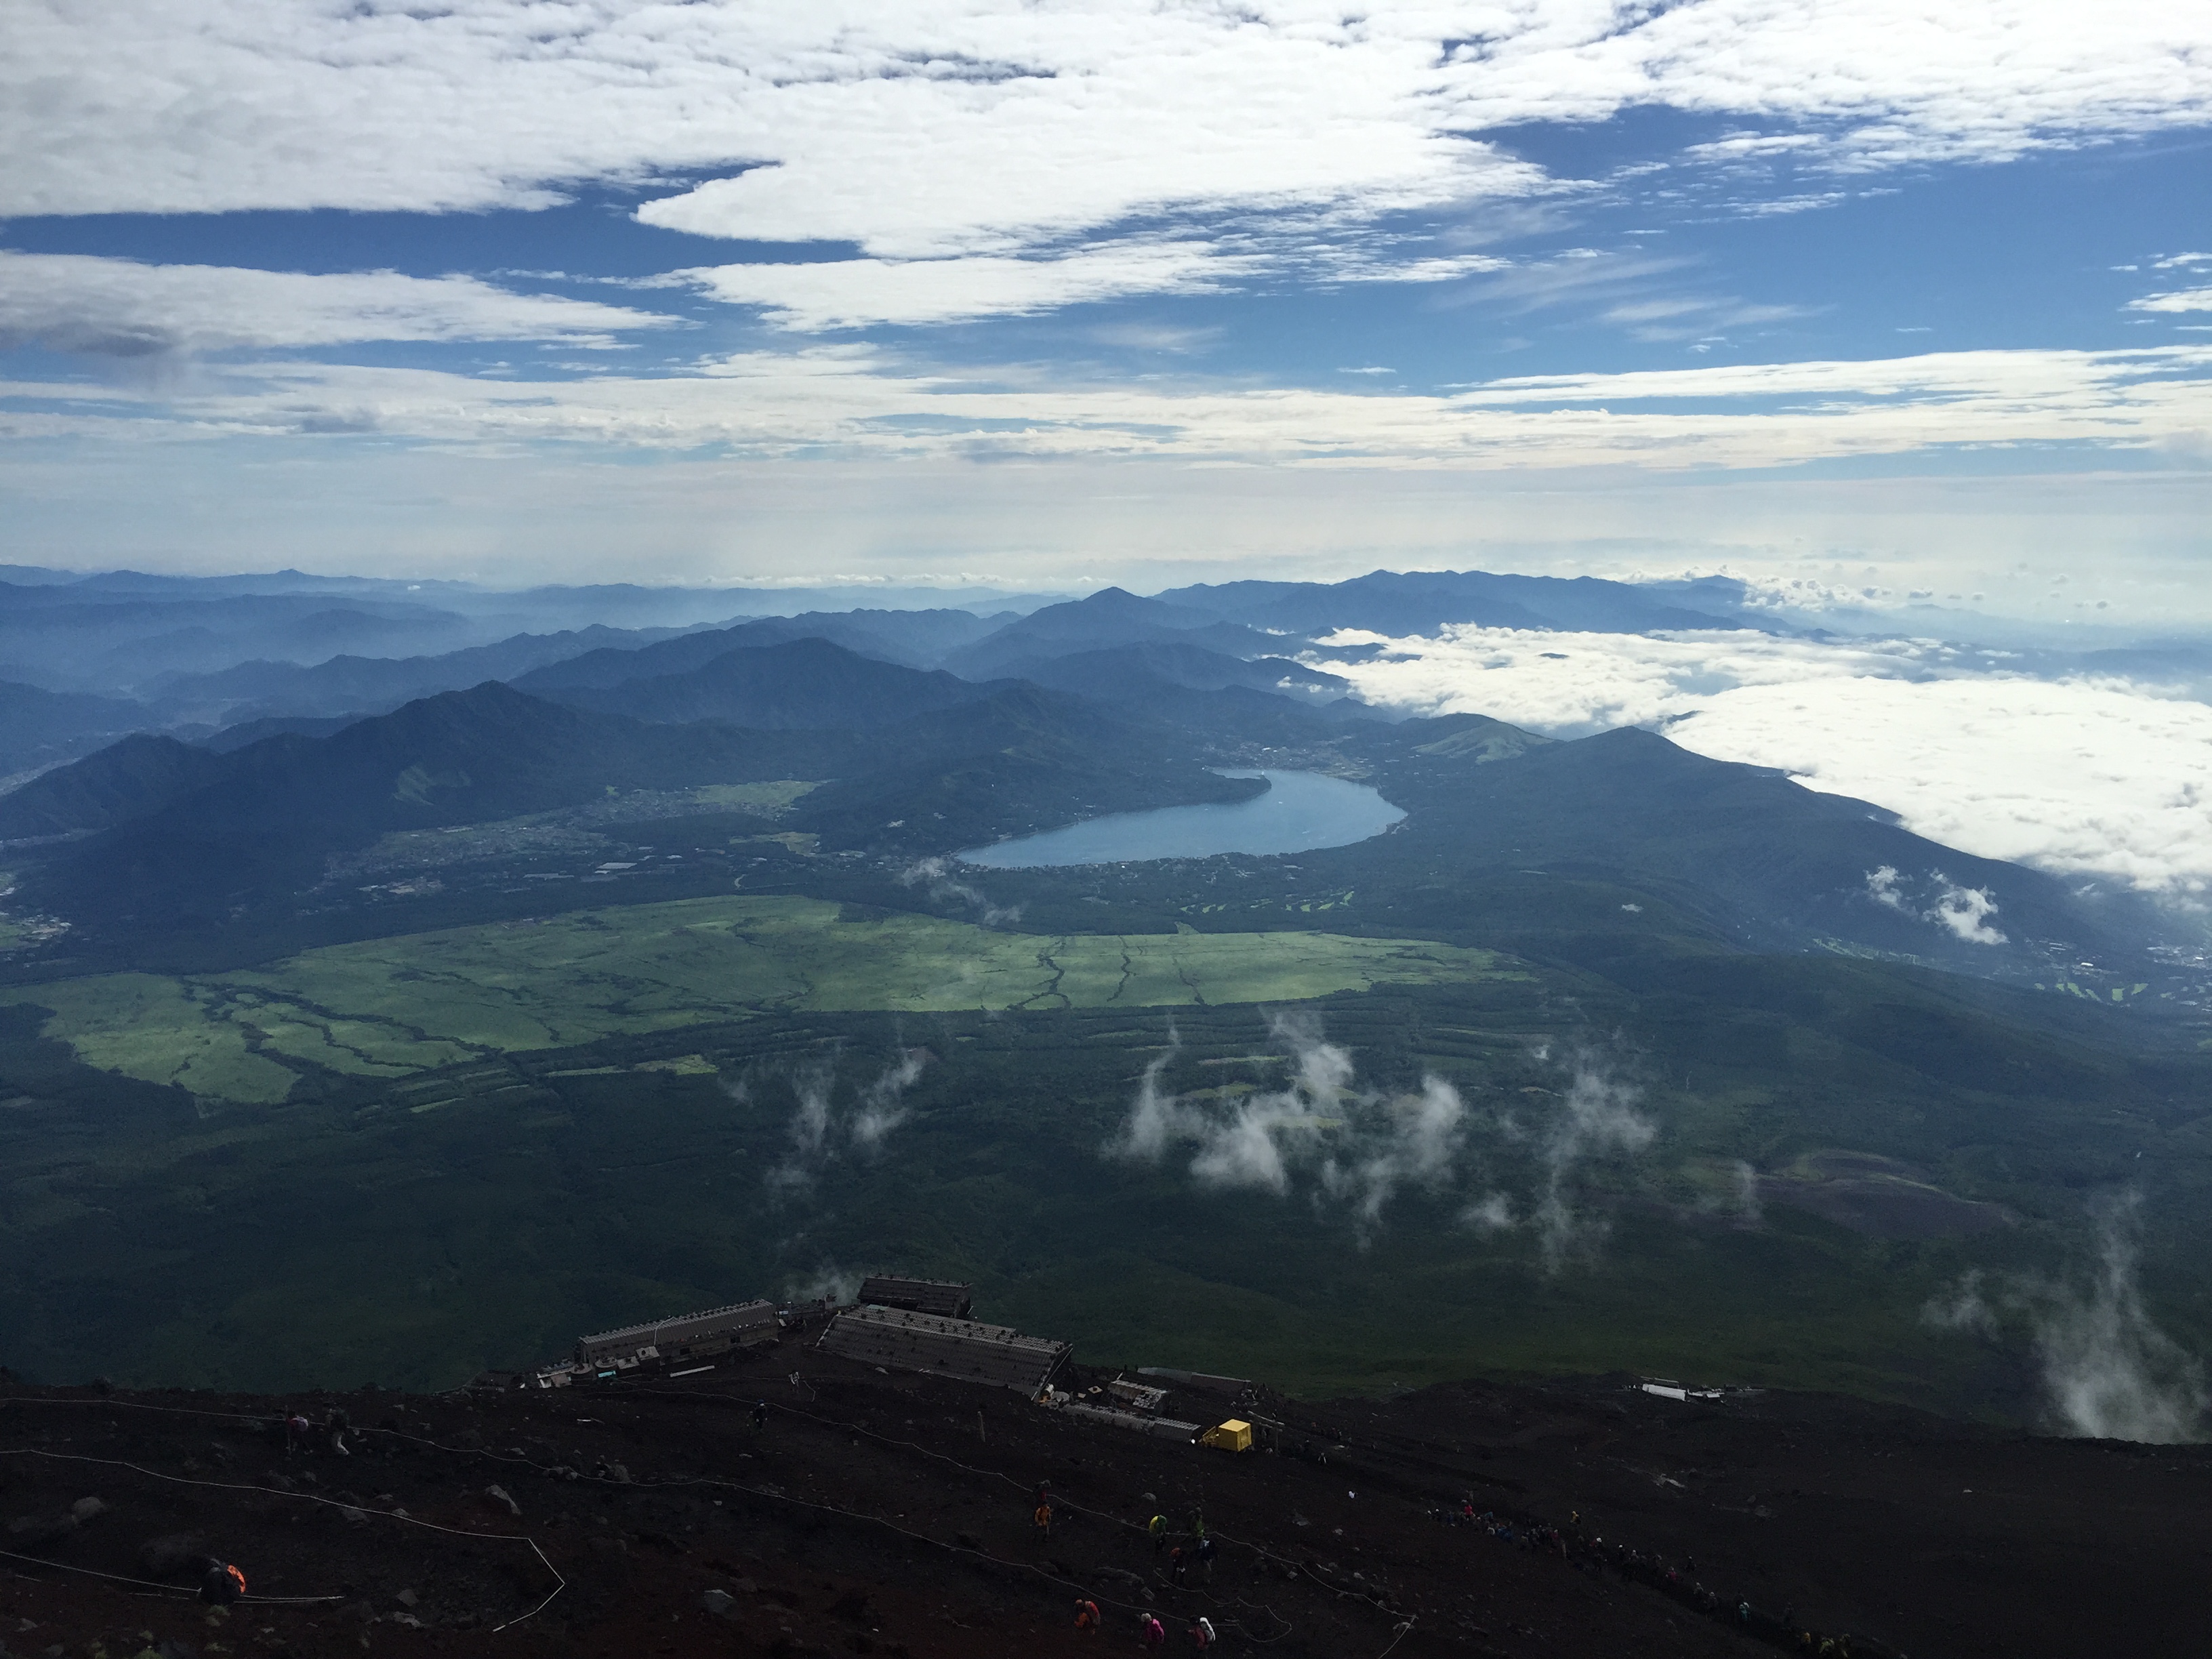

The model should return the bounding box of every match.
[1104,1610,1214,1652]
[1057,1496,1224,1650]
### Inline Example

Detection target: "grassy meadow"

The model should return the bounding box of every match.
[4,895,1514,1101]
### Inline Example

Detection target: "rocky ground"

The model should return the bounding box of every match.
[2,1327,2205,1659]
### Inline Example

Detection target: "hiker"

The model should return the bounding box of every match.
[1035,1500,1054,1542]
[752,1400,769,1433]
[1149,1513,1169,1553]
[1075,1599,1101,1635]
[1140,1614,1165,1655]
[284,1414,312,1454]
[1196,1536,1217,1583]
[198,1559,246,1606]
[1189,1616,1215,1652]
[1169,1544,1188,1586]
[1187,1508,1206,1542]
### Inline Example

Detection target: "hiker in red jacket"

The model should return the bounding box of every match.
[1140,1613,1166,1654]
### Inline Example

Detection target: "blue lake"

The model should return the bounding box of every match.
[958,770,1405,868]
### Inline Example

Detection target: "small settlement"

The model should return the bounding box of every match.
[525,1273,1258,1452]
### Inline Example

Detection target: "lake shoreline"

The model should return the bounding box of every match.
[958,768,1406,868]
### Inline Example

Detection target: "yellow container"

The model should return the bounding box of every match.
[1201,1419,1252,1452]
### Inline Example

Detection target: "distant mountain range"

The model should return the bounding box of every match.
[0,560,2181,1002]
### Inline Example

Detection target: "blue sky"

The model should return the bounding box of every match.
[2,1,2207,609]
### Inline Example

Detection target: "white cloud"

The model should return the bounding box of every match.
[1106,1011,1472,1237]
[2129,287,2212,314]
[4,1,2207,327]
[1318,626,2212,891]
[1927,1191,2207,1443]
[670,243,1249,331]
[0,252,678,356]
[7,344,2207,472]
[1867,865,2007,945]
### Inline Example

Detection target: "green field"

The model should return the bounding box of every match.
[4,895,1512,1101]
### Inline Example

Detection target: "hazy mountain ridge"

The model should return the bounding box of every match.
[0,679,167,781]
[545,636,1004,729]
[146,621,712,722]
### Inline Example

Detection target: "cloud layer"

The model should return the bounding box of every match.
[8,344,2206,474]
[1319,626,2212,892]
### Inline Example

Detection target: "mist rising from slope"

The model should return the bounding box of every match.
[1106,1015,1656,1257]
[1926,1189,2207,1443]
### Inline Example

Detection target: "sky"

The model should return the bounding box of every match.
[2,1,2210,609]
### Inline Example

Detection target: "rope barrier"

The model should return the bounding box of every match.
[0,1385,1380,1644]
[0,1544,338,1604]
[0,1447,562,1629]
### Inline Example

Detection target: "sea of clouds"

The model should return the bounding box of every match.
[1313,626,2212,896]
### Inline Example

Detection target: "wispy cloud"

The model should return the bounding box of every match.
[2128,286,2212,315]
[9,344,2206,476]
[1927,1190,2207,1443]
[670,243,1253,331]
[766,1050,932,1189]
[0,252,679,358]
[1105,1015,1660,1258]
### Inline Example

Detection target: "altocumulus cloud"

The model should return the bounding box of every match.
[1319,628,2212,894]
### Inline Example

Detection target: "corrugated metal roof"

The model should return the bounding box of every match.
[816,1305,1070,1393]
[577,1298,775,1361]
[857,1276,974,1318]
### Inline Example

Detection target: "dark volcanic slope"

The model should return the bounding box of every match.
[1,1332,2201,1659]
[1336,720,2127,974]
